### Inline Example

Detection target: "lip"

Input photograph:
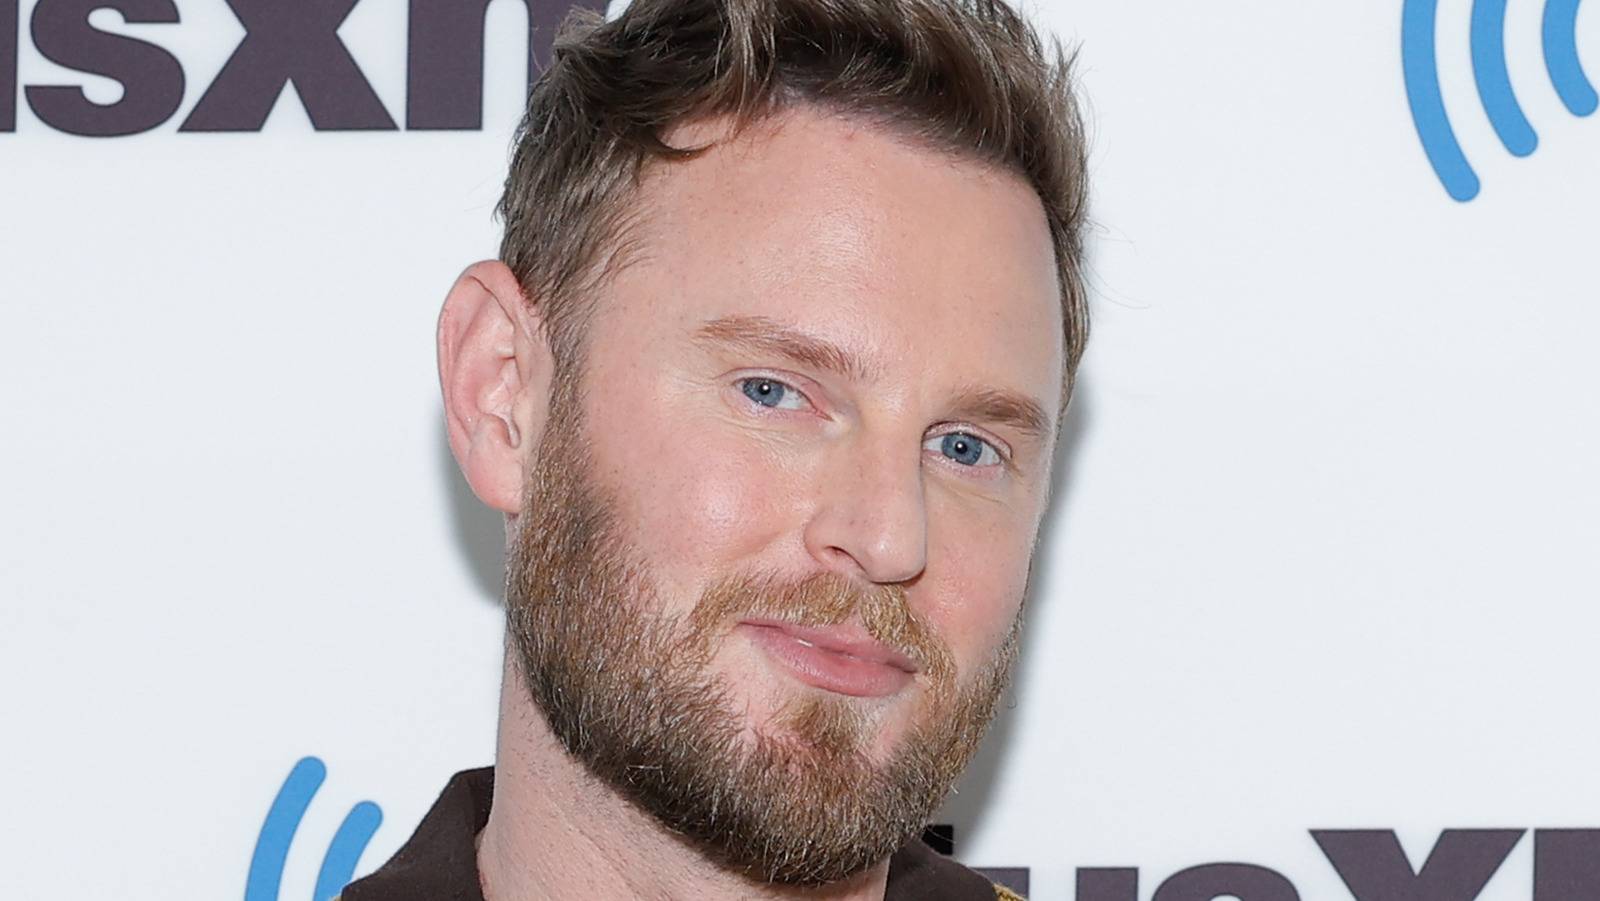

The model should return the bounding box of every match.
[738,619,919,698]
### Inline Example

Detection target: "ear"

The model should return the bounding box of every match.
[438,261,555,514]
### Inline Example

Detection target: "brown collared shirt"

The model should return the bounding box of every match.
[341,768,1019,901]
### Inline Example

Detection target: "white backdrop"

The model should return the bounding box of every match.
[4,0,1599,898]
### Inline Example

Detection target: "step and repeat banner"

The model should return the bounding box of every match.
[3,0,1598,898]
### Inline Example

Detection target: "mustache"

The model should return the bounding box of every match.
[689,572,956,683]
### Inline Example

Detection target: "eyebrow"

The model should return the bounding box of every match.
[946,386,1053,441]
[696,315,876,381]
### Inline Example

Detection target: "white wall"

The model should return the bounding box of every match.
[4,0,1597,898]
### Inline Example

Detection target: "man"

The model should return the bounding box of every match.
[345,0,1087,897]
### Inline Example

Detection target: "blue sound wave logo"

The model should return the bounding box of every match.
[1403,0,1597,200]
[246,757,383,901]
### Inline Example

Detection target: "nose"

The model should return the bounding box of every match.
[803,436,928,584]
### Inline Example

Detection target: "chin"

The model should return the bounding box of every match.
[735,680,926,768]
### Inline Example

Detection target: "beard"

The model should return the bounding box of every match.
[504,381,1020,886]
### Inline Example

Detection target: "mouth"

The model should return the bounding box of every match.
[737,619,919,698]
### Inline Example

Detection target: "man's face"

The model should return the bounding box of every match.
[507,108,1064,883]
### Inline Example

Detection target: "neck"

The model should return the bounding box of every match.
[477,652,893,901]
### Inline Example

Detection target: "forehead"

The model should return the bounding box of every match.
[596,108,1064,413]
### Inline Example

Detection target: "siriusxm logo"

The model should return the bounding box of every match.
[1402,0,1597,200]
[1081,830,1600,901]
[242,761,1600,901]
[0,0,596,136]
[247,757,383,901]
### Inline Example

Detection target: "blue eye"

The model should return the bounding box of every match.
[927,432,1001,467]
[740,378,805,410]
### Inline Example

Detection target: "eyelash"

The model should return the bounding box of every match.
[923,431,1005,468]
[738,376,809,411]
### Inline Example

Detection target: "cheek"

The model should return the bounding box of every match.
[922,501,1036,668]
[583,387,805,586]
[651,452,786,561]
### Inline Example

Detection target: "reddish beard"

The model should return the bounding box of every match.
[505,384,1020,885]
